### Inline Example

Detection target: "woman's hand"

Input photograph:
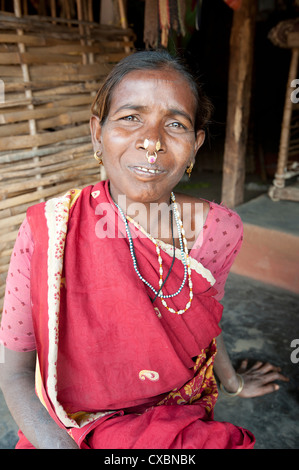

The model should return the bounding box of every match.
[237,359,289,398]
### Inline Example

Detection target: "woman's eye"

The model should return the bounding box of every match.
[169,121,186,129]
[121,115,138,122]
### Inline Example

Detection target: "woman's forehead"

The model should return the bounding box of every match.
[109,69,196,110]
[116,68,188,88]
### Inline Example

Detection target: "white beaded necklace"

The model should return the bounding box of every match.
[114,193,193,315]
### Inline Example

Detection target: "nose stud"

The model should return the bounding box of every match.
[144,139,161,164]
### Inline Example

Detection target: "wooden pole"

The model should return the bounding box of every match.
[221,0,257,208]
[272,48,299,189]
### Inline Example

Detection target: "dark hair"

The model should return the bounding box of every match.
[91,50,213,133]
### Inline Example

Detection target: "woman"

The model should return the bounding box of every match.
[0,50,288,449]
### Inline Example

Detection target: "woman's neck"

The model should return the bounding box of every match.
[125,196,176,243]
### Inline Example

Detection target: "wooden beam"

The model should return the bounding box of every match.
[221,0,257,208]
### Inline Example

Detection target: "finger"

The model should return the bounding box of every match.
[237,359,249,373]
[246,360,264,371]
[257,370,290,385]
[269,372,289,382]
[252,383,280,397]
[253,362,282,374]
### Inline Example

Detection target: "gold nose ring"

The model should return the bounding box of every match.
[146,150,157,164]
[144,139,161,164]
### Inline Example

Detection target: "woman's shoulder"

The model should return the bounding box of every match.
[207,199,243,223]
[174,192,210,224]
[174,193,242,227]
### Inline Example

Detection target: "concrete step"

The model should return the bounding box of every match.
[231,194,299,294]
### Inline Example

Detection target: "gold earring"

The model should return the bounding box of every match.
[186,162,193,178]
[94,150,103,165]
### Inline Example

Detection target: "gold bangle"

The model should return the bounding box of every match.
[220,373,244,397]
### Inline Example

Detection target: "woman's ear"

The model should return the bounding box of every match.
[90,115,102,152]
[194,129,205,155]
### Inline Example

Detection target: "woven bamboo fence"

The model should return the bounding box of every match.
[0,7,134,312]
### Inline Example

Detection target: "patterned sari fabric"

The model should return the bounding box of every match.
[20,180,255,449]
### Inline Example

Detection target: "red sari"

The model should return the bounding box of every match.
[18,180,254,449]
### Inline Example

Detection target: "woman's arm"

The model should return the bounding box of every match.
[214,332,289,398]
[0,348,78,449]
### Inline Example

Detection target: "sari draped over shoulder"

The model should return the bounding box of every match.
[24,180,255,449]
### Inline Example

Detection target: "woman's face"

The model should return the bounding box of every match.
[91,68,205,207]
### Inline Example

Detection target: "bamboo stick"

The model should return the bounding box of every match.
[0,145,94,170]
[0,176,99,211]
[0,104,91,124]
[0,51,85,64]
[0,212,24,230]
[0,158,96,181]
[0,162,98,196]
[0,94,93,111]
[29,81,102,96]
[0,65,23,76]
[0,55,125,80]
[0,209,13,220]
[33,94,93,107]
[0,120,29,136]
[27,44,109,54]
[0,149,93,171]
[36,109,90,130]
[0,264,10,276]
[0,33,75,46]
[0,137,91,163]
[0,229,19,244]
[0,123,90,151]
[24,62,116,78]
[0,185,68,211]
[0,250,12,262]
[0,62,100,76]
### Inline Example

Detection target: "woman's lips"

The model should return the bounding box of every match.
[129,165,165,176]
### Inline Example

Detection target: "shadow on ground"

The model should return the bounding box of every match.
[214,273,299,449]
